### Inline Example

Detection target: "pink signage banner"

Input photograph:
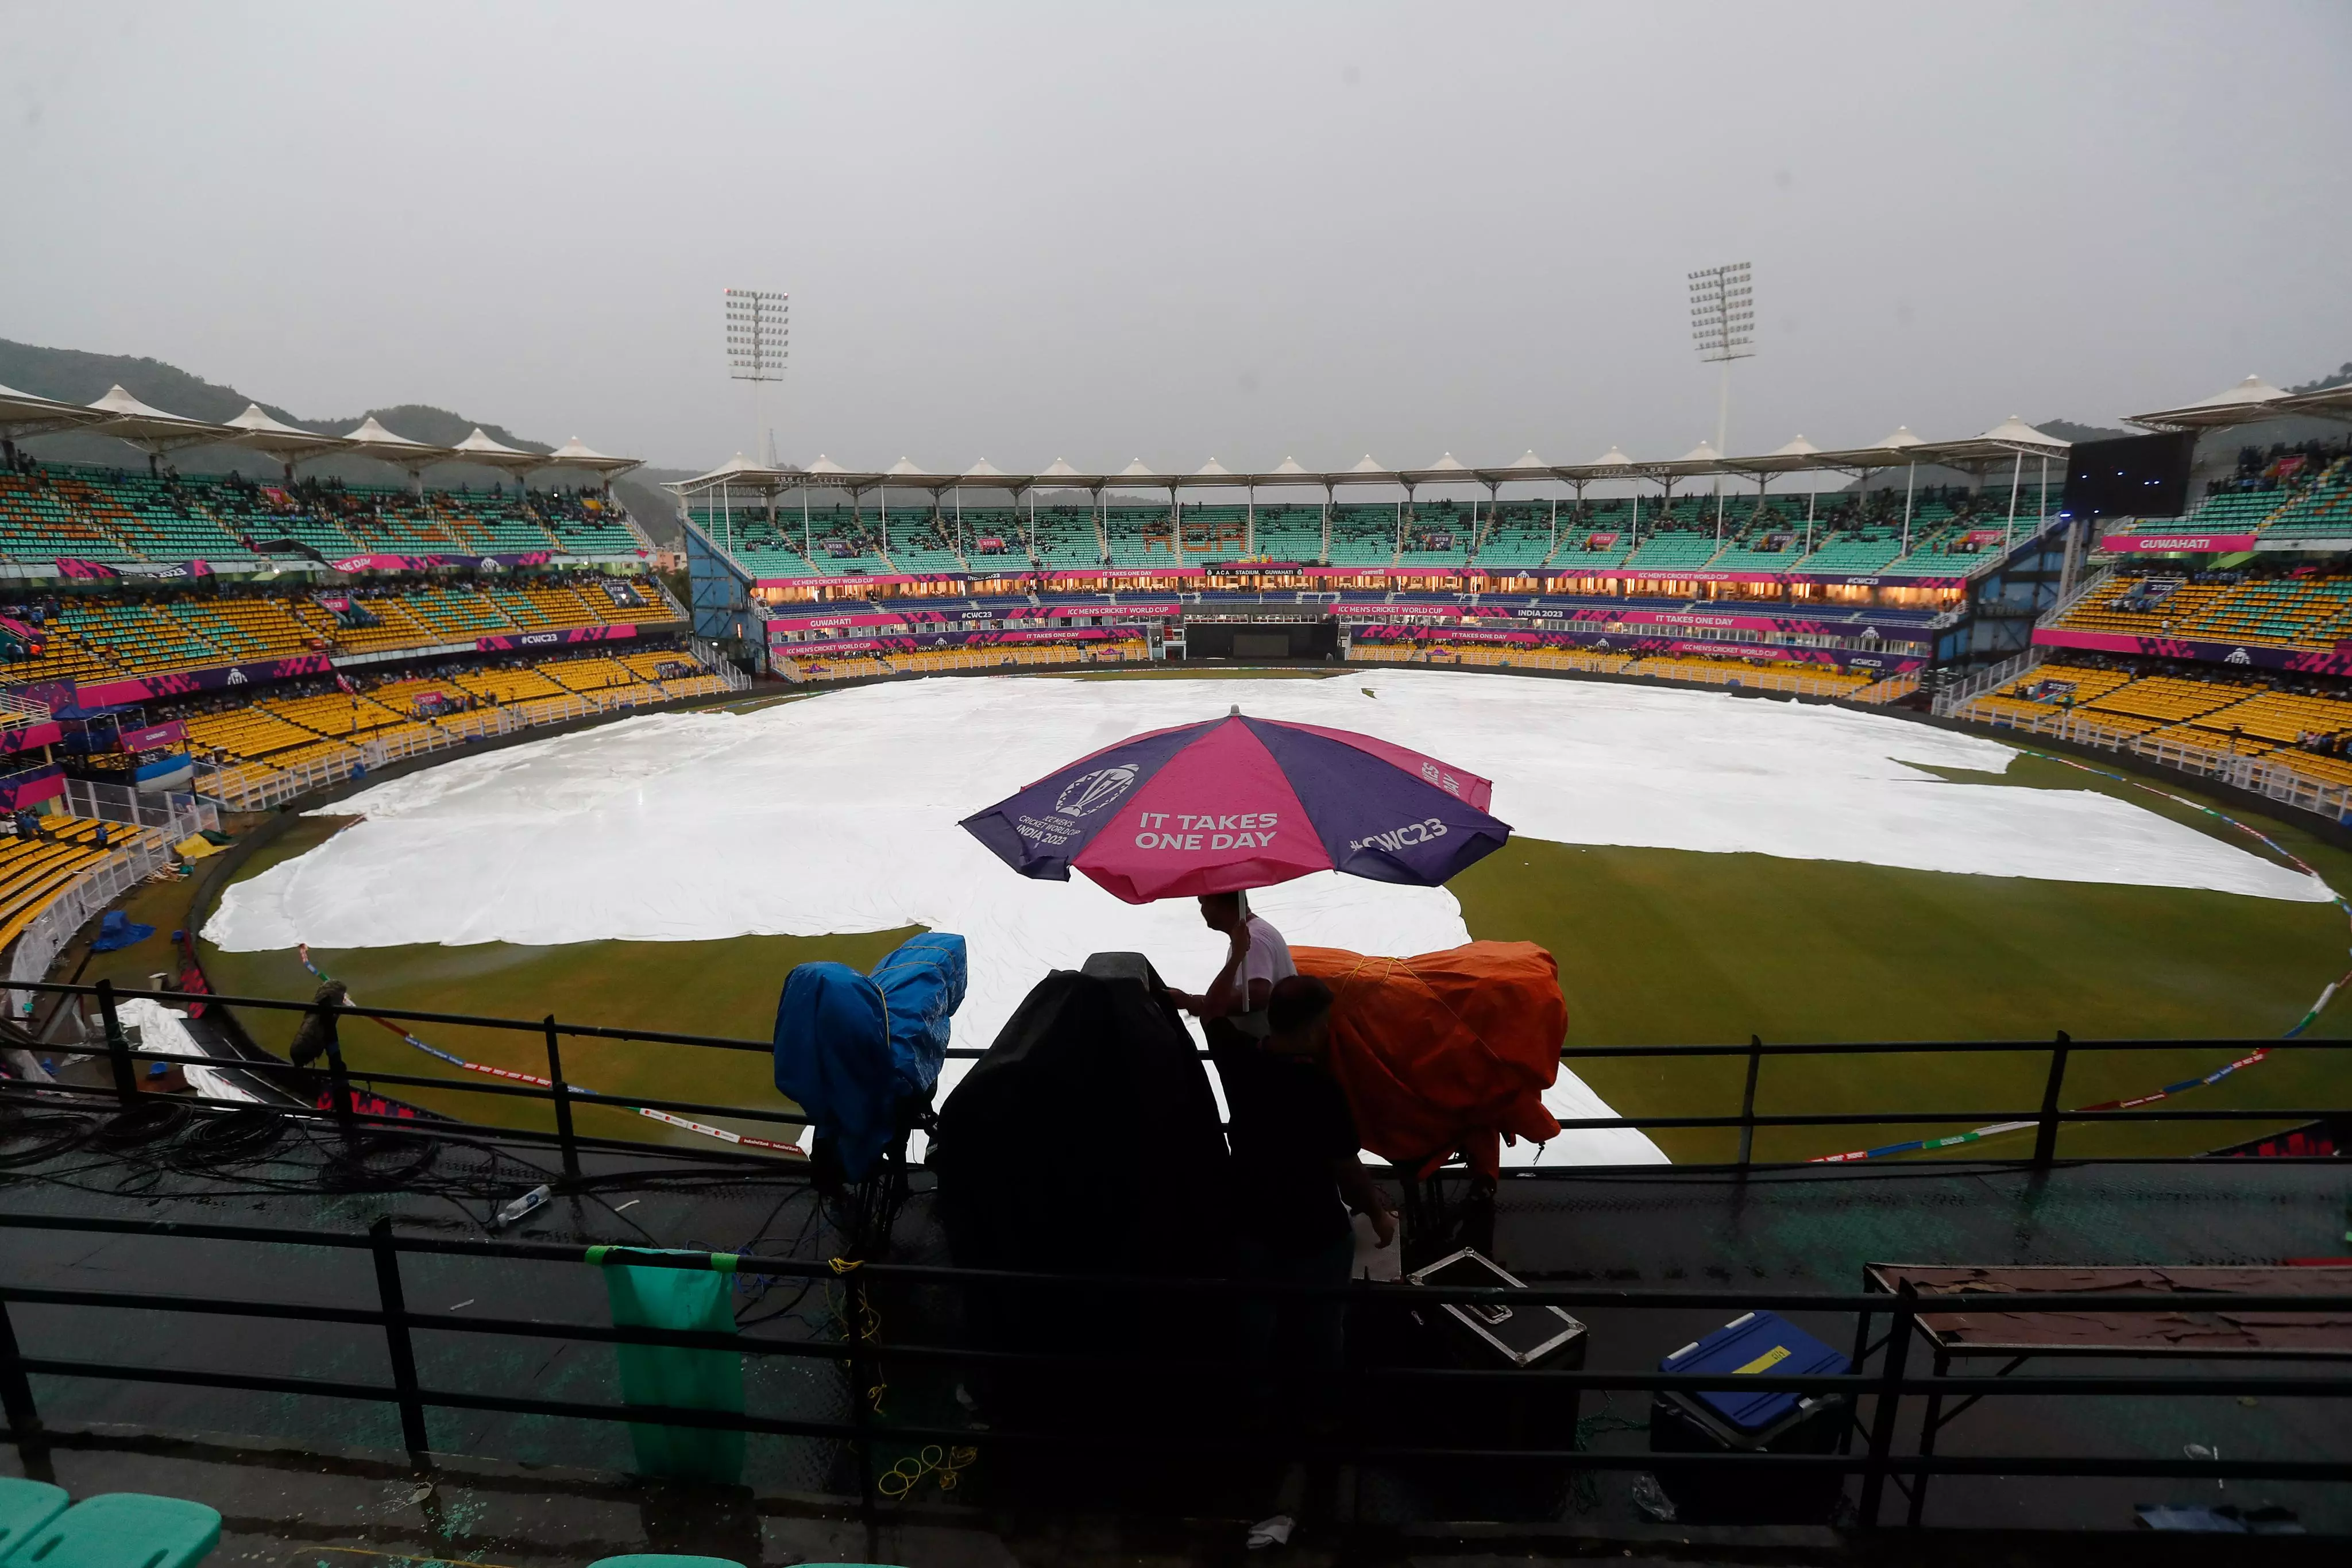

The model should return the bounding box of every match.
[74,655,336,709]
[2033,624,2352,676]
[0,723,61,755]
[474,624,639,652]
[2099,532,2261,553]
[766,612,915,635]
[117,721,187,751]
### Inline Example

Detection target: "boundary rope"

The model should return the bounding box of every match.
[293,944,806,1157]
[1810,748,2350,1163]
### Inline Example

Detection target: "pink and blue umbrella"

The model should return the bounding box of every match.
[960,708,1512,905]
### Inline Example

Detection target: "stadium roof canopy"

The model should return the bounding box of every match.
[0,385,643,481]
[666,416,2074,500]
[2127,374,2352,432]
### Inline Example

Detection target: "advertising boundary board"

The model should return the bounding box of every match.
[2033,625,2352,676]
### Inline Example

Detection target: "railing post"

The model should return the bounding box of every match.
[368,1216,431,1465]
[322,999,357,1138]
[1857,1280,1918,1527]
[96,978,136,1105]
[844,1270,879,1528]
[543,1015,580,1182]
[2032,1032,2071,1167]
[1736,1034,1763,1172]
[0,1291,41,1445]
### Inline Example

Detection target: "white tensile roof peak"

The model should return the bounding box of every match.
[1980,415,2067,448]
[88,384,196,422]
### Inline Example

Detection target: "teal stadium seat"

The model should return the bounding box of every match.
[0,1480,69,1559]
[5,1493,221,1568]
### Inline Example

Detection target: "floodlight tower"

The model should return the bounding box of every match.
[724,287,789,466]
[1688,262,1755,488]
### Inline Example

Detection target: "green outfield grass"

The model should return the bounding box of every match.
[191,674,2352,1165]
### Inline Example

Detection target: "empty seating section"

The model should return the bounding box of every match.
[1325,505,1397,567]
[1010,508,1091,568]
[371,675,469,715]
[204,484,361,558]
[261,692,407,739]
[1621,528,1719,572]
[0,463,655,566]
[0,473,137,562]
[181,706,352,761]
[957,508,1032,569]
[1172,507,1248,565]
[53,603,219,674]
[0,816,160,949]
[1790,527,1905,576]
[2055,573,2352,649]
[455,665,569,703]
[1252,505,1326,563]
[2259,458,2352,538]
[401,587,524,640]
[537,493,646,557]
[1969,663,2136,724]
[53,474,242,561]
[541,656,638,693]
[886,512,968,572]
[2173,487,2282,534]
[2050,576,2226,636]
[2084,675,2246,726]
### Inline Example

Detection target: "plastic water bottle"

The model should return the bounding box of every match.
[494,1184,551,1229]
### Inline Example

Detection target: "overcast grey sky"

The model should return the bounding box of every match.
[4,2,2349,474]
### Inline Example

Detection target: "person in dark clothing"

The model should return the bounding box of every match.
[1211,974,1395,1380]
[287,979,347,1067]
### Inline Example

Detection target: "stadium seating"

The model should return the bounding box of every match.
[0,462,648,571]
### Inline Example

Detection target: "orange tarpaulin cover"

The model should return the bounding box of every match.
[1291,941,1565,1178]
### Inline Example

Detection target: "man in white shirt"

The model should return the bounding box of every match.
[1168,891,1292,1029]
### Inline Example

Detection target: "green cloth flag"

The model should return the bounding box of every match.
[590,1247,745,1483]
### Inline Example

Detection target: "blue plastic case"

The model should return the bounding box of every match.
[1658,1310,1849,1434]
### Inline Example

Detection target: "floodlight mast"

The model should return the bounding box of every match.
[1689,262,1755,499]
[724,287,789,467]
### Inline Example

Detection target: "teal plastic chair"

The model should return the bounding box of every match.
[5,1493,221,1568]
[0,1480,69,1560]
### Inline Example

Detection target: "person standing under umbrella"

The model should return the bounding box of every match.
[1168,891,1292,1033]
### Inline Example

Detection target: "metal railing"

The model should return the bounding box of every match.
[1928,647,2046,715]
[10,978,2346,1177]
[59,778,219,839]
[0,1202,2346,1532]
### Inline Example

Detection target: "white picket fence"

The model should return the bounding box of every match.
[5,793,219,1019]
[1948,698,2352,824]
